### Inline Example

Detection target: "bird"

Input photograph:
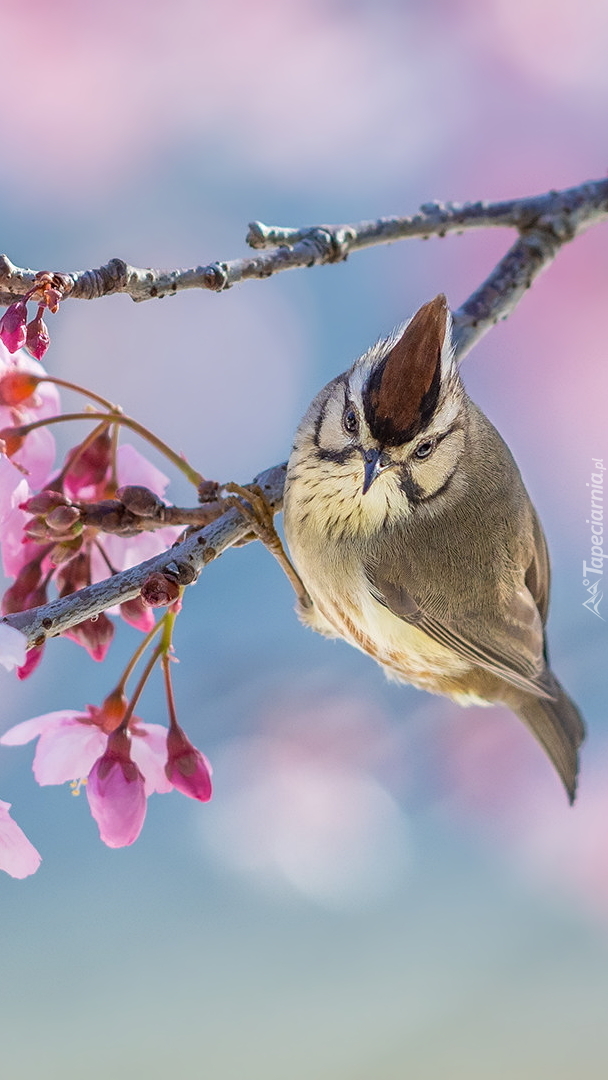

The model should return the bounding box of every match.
[281,294,585,802]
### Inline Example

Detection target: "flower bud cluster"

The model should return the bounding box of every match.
[21,490,83,561]
[0,318,208,879]
[1,698,212,855]
[0,273,64,361]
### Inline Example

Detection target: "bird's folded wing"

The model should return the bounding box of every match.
[365,565,553,700]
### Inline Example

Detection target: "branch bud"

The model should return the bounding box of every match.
[46,505,82,533]
[198,479,220,503]
[20,490,70,514]
[140,572,181,608]
[116,485,164,517]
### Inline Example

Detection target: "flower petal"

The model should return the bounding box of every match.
[16,644,44,681]
[0,456,28,524]
[94,527,182,578]
[1,710,83,746]
[33,722,107,786]
[0,624,27,671]
[131,723,173,796]
[0,799,41,878]
[116,443,170,497]
[120,596,156,633]
[11,424,55,490]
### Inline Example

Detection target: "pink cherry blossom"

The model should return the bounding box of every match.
[0,449,27,508]
[0,799,41,878]
[166,723,213,802]
[0,505,39,580]
[1,708,173,797]
[0,384,57,502]
[8,352,61,423]
[1,709,108,785]
[0,352,59,577]
[86,729,147,848]
[0,342,60,417]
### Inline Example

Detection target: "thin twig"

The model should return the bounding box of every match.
[0,178,606,306]
[67,497,226,535]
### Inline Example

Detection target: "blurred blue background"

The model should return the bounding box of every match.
[1,1,607,1077]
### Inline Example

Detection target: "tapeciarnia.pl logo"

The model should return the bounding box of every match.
[582,458,605,619]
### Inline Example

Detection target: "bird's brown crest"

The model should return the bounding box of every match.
[364,294,449,445]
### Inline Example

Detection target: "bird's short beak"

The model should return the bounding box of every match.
[362,448,387,494]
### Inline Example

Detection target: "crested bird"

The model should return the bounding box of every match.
[282,295,585,801]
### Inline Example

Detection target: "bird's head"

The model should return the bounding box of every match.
[290,295,469,538]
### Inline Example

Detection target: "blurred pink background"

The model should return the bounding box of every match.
[0,2,607,1078]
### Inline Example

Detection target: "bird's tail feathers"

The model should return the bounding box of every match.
[512,673,585,804]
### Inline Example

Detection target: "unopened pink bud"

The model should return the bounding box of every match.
[165,724,212,802]
[87,729,147,848]
[20,490,69,514]
[49,536,83,565]
[63,430,112,498]
[0,301,28,353]
[24,519,52,540]
[46,504,81,533]
[25,307,50,361]
[116,485,163,517]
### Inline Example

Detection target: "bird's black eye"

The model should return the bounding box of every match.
[343,406,359,436]
[414,440,434,460]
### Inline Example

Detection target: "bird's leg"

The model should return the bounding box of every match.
[223,482,313,611]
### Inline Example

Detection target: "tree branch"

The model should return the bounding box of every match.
[2,176,608,647]
[0,178,606,306]
[42,496,226,537]
[4,465,286,648]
